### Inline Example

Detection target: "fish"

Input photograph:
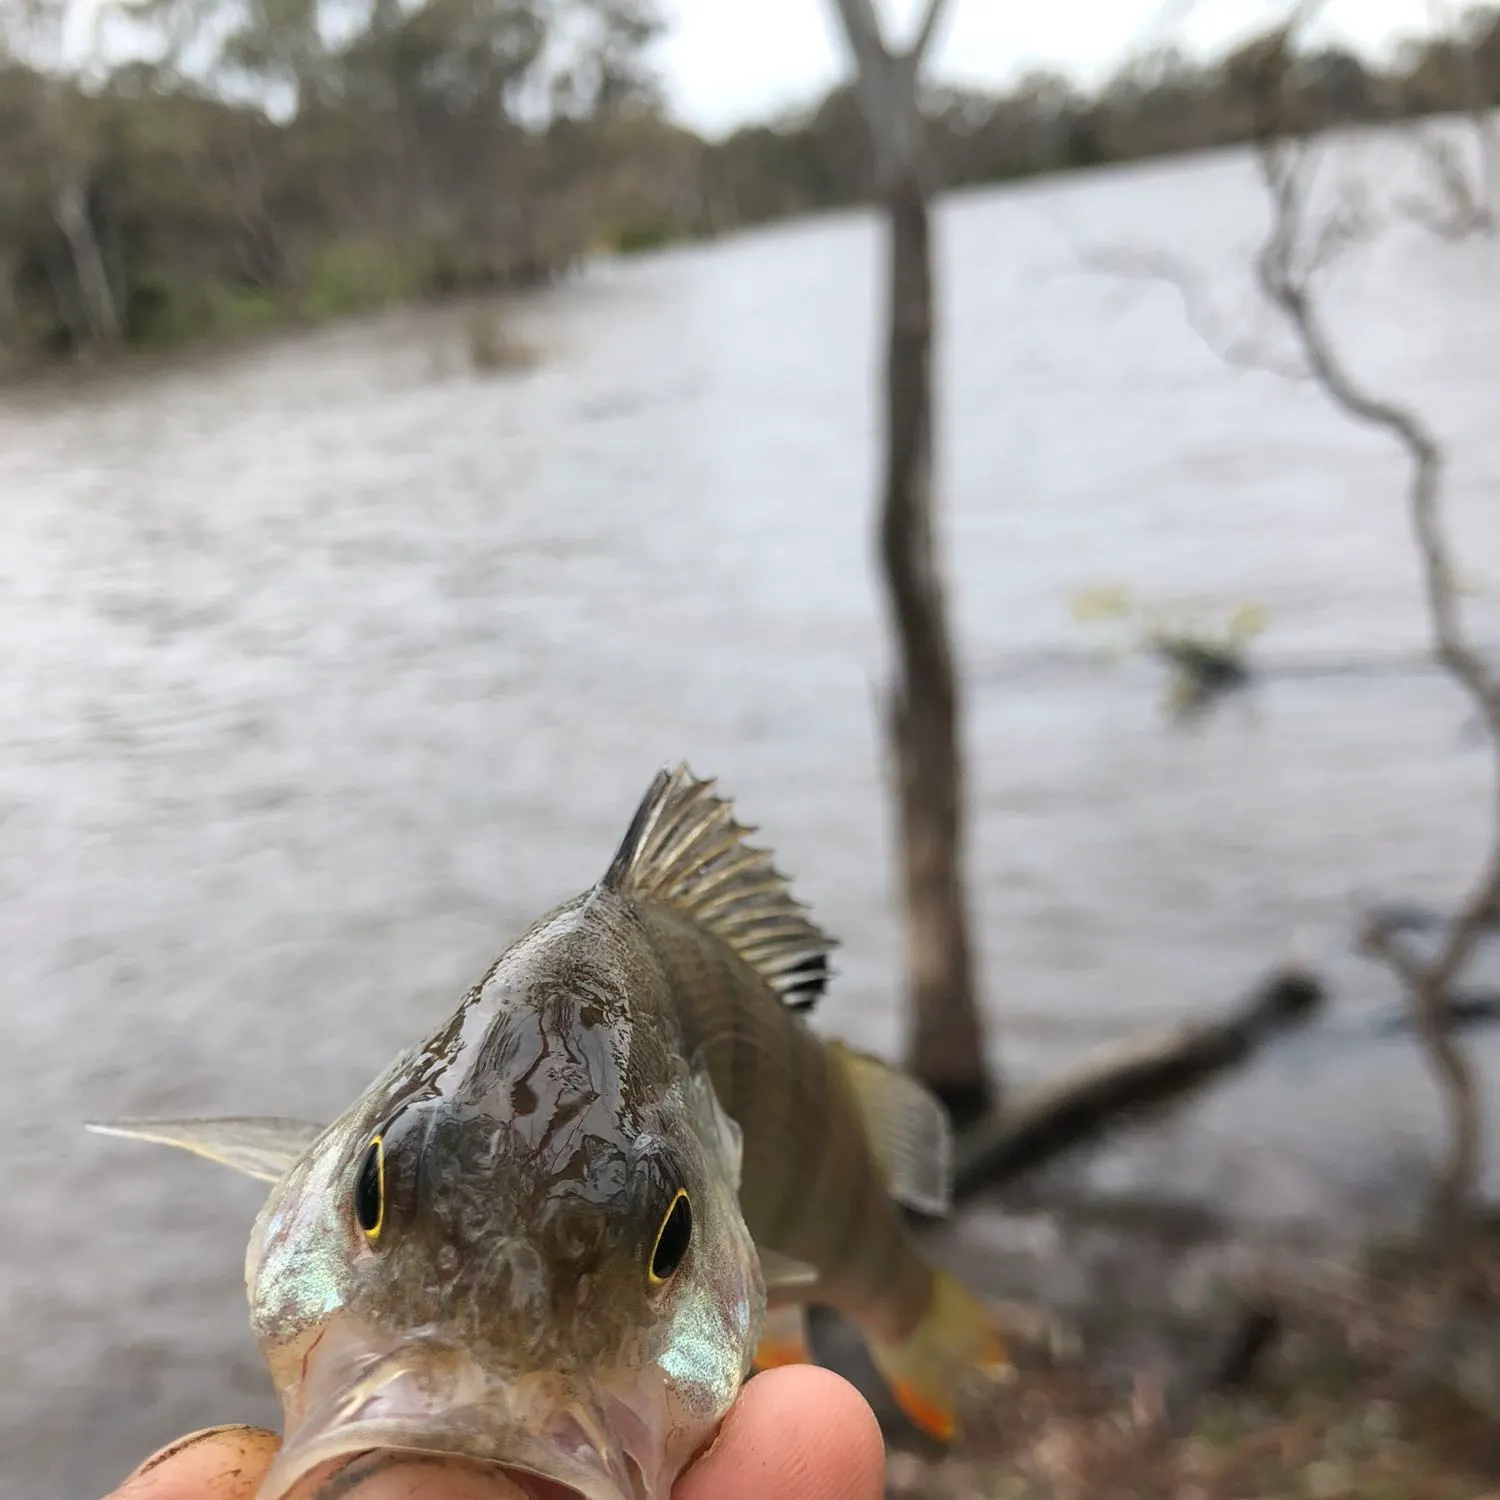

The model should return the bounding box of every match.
[89,765,1009,1500]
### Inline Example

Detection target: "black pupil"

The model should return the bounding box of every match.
[354,1141,382,1233]
[652,1194,692,1280]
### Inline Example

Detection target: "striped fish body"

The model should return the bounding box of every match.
[640,899,934,1343]
[603,769,1009,1439]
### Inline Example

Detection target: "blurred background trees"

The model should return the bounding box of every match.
[0,0,683,356]
[9,0,1500,364]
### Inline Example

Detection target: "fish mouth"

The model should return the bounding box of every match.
[258,1330,659,1500]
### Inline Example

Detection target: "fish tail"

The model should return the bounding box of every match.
[866,1271,1009,1442]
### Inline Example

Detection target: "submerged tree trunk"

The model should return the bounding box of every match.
[880,169,986,1124]
[827,0,991,1125]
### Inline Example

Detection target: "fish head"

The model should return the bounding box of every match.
[245,980,763,1500]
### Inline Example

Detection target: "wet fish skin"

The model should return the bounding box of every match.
[244,891,761,1500]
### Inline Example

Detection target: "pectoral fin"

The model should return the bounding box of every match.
[758,1246,820,1307]
[827,1042,952,1215]
[85,1116,325,1183]
[686,1056,745,1191]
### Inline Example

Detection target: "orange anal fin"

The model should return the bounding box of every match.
[866,1271,1011,1445]
[887,1379,957,1443]
[753,1305,811,1370]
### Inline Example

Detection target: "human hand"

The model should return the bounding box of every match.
[106,1366,886,1500]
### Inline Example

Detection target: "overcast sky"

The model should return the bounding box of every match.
[658,0,1440,136]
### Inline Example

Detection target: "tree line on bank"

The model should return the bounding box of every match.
[4,0,1500,365]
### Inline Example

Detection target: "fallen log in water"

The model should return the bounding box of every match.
[1375,989,1500,1038]
[949,966,1326,1206]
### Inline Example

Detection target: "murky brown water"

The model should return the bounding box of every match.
[5,143,1500,1497]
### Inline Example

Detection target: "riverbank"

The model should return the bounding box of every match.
[890,1220,1500,1500]
[0,246,579,388]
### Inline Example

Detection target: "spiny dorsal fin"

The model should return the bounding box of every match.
[602,765,836,1010]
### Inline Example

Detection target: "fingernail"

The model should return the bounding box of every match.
[120,1425,275,1488]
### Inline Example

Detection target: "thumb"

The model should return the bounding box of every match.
[675,1367,885,1500]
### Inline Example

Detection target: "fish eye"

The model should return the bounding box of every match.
[354,1136,384,1242]
[648,1189,692,1285]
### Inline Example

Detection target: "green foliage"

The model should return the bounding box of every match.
[299,241,425,322]
[127,281,287,347]
[1069,584,1268,718]
[0,0,672,366]
[610,221,674,254]
[1069,585,1269,647]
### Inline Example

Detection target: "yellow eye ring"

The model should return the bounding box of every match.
[354,1135,385,1242]
[648,1189,692,1285]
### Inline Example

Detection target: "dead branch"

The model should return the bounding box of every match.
[1401,126,1494,242]
[1080,244,1307,380]
[1246,16,1495,1227]
[949,967,1324,1204]
[1404,0,1499,239]
[906,0,954,64]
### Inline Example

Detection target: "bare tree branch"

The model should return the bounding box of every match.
[1401,126,1495,242]
[1415,0,1499,236]
[1081,244,1309,380]
[828,0,908,185]
[1243,12,1492,1227]
[829,0,957,187]
[905,0,955,65]
[828,0,889,74]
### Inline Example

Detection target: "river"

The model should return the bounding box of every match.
[3,140,1500,1497]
